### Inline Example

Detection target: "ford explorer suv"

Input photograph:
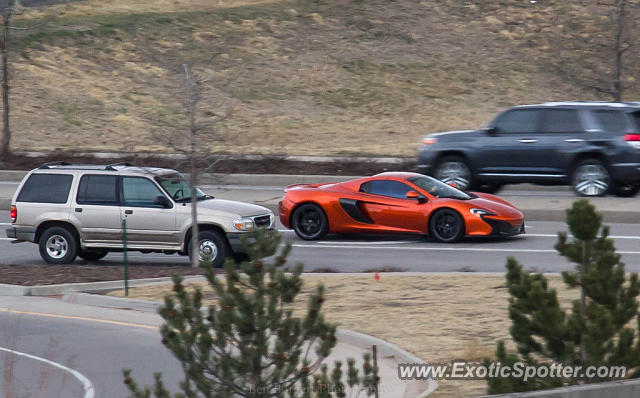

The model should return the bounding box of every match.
[418,102,640,197]
[5,163,274,266]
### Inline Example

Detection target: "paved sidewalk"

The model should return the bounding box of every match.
[0,294,435,397]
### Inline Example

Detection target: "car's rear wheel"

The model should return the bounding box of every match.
[613,182,640,197]
[434,156,473,191]
[39,226,78,264]
[572,159,610,197]
[292,203,328,240]
[188,230,227,268]
[429,209,465,243]
[78,249,109,262]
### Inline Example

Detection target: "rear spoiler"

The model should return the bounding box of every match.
[284,183,336,193]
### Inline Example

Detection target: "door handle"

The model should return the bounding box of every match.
[518,139,538,143]
[75,208,82,213]
[564,139,584,143]
[124,210,133,215]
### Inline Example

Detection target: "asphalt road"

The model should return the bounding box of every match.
[3,215,640,273]
[0,307,182,398]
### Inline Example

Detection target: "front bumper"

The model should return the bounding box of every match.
[5,226,36,242]
[481,217,525,236]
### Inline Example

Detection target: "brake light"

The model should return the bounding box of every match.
[624,134,640,149]
[10,205,16,223]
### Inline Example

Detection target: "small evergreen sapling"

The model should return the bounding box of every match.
[486,199,640,394]
[123,228,379,397]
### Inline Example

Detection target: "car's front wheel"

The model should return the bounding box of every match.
[572,159,610,197]
[292,203,328,240]
[429,208,465,243]
[188,230,228,268]
[39,226,79,264]
[434,156,473,191]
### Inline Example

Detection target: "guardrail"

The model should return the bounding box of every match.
[481,378,640,398]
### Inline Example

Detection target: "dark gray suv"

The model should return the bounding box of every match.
[417,102,640,197]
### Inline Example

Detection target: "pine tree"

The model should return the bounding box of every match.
[487,199,640,394]
[123,228,379,397]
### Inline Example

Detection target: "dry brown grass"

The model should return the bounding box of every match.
[8,0,638,156]
[108,273,578,397]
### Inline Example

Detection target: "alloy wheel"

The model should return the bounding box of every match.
[46,235,69,259]
[574,164,609,196]
[435,161,471,190]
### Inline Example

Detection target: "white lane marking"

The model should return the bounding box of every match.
[313,240,415,245]
[0,223,11,226]
[0,346,95,398]
[291,244,640,255]
[201,185,283,190]
[0,238,15,241]
[527,233,640,240]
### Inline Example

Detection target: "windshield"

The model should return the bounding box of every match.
[155,174,209,203]
[408,175,471,200]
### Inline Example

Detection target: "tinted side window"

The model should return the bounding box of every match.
[77,175,118,205]
[122,177,166,207]
[493,110,539,133]
[631,111,640,130]
[17,174,73,204]
[592,110,629,132]
[540,109,582,133]
[360,180,414,199]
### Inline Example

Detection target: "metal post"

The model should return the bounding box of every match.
[122,218,129,297]
[372,344,379,398]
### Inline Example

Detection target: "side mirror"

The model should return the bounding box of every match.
[406,190,427,203]
[153,195,171,208]
[483,127,497,135]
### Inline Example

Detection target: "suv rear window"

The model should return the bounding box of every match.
[17,174,73,204]
[77,175,119,205]
[592,110,629,132]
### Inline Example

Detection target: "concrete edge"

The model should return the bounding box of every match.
[2,275,207,296]
[0,283,30,296]
[62,292,162,312]
[336,328,438,397]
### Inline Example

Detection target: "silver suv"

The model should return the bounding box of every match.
[5,163,274,266]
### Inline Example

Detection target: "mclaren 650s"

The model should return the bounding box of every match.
[279,172,525,242]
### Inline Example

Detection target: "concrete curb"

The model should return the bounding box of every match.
[58,291,437,397]
[1,275,206,296]
[336,328,438,397]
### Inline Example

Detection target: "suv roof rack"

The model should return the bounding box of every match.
[105,162,133,171]
[39,161,72,169]
[38,162,134,171]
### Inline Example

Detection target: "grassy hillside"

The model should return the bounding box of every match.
[8,0,638,156]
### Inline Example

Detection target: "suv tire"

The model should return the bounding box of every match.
[434,156,473,191]
[613,182,640,198]
[78,249,109,262]
[572,159,611,197]
[39,226,79,264]
[188,230,228,268]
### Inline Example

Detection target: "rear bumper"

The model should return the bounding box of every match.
[609,162,640,182]
[5,226,36,242]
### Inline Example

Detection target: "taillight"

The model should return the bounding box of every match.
[624,134,640,149]
[10,205,17,223]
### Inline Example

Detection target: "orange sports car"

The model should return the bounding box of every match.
[278,172,524,242]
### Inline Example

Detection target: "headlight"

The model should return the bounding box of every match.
[233,217,255,231]
[470,208,497,216]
